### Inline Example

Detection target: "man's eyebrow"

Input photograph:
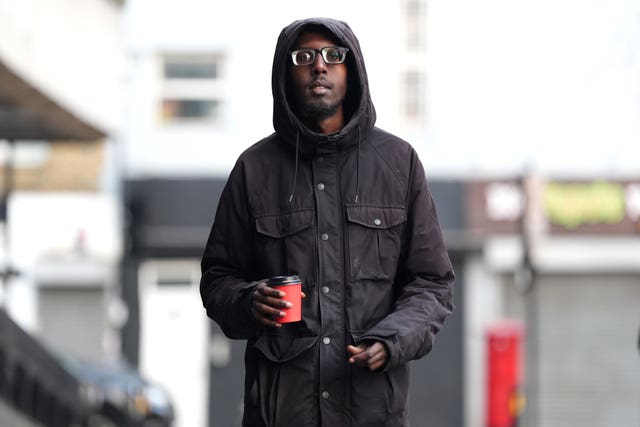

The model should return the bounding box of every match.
[292,45,337,49]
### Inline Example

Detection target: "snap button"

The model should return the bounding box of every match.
[323,337,331,345]
[321,286,330,294]
[373,218,382,226]
[320,233,329,241]
[321,391,330,399]
[317,183,325,191]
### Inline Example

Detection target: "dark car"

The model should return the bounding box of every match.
[56,353,175,427]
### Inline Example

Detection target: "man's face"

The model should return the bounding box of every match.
[288,31,348,125]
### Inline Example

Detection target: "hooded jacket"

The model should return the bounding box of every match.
[201,17,454,427]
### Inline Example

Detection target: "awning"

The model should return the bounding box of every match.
[0,60,105,141]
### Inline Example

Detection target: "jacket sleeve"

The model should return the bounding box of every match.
[358,152,455,370]
[200,159,262,340]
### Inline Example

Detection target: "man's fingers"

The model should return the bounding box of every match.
[347,342,388,370]
[251,283,288,327]
[366,350,385,366]
[347,345,371,366]
[255,283,285,298]
[261,296,292,308]
[368,342,386,356]
[252,293,290,308]
[365,343,388,371]
[254,301,284,317]
[252,284,291,308]
[347,344,366,356]
[349,354,368,367]
[250,282,304,328]
[250,306,282,328]
[368,359,385,371]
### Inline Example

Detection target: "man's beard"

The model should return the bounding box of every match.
[298,98,341,123]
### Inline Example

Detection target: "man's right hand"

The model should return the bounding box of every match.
[250,282,292,328]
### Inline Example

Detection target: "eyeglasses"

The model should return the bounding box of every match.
[289,46,350,66]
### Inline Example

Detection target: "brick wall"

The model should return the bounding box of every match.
[0,141,104,191]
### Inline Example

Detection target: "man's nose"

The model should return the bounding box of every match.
[311,53,327,73]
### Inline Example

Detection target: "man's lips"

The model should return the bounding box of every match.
[309,79,332,89]
[308,80,332,95]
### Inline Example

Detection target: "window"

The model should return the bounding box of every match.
[404,70,425,119]
[404,0,426,51]
[161,99,220,121]
[406,0,423,15]
[0,140,50,168]
[159,54,224,124]
[145,259,200,287]
[164,57,218,79]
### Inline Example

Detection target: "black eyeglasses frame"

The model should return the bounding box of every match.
[288,46,350,66]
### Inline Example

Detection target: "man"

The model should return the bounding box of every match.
[201,17,454,427]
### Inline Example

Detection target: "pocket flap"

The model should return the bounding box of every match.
[255,209,314,238]
[346,205,407,229]
[253,334,318,363]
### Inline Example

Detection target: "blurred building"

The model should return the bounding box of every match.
[0,0,128,424]
[0,0,125,367]
[424,2,640,425]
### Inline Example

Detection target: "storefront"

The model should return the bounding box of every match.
[464,177,640,427]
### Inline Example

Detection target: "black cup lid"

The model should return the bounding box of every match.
[265,275,301,286]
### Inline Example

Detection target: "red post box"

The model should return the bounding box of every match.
[486,321,525,427]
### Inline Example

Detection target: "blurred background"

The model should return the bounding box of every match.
[0,0,639,426]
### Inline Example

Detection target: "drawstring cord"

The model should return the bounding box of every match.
[288,132,300,204]
[284,131,300,244]
[288,127,360,205]
[354,126,361,204]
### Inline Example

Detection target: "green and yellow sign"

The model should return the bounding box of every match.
[544,181,626,230]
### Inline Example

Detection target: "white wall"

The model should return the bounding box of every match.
[122,0,405,177]
[425,0,640,177]
[122,0,640,179]
[5,193,122,332]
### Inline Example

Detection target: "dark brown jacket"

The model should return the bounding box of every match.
[201,17,455,427]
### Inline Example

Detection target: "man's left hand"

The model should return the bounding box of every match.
[347,341,388,371]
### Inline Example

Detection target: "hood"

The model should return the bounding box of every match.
[271,17,377,153]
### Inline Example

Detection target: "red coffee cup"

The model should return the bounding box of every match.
[266,275,302,323]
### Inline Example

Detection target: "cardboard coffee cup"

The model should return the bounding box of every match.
[266,275,302,323]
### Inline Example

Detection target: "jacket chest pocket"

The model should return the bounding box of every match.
[255,209,315,279]
[346,205,406,282]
